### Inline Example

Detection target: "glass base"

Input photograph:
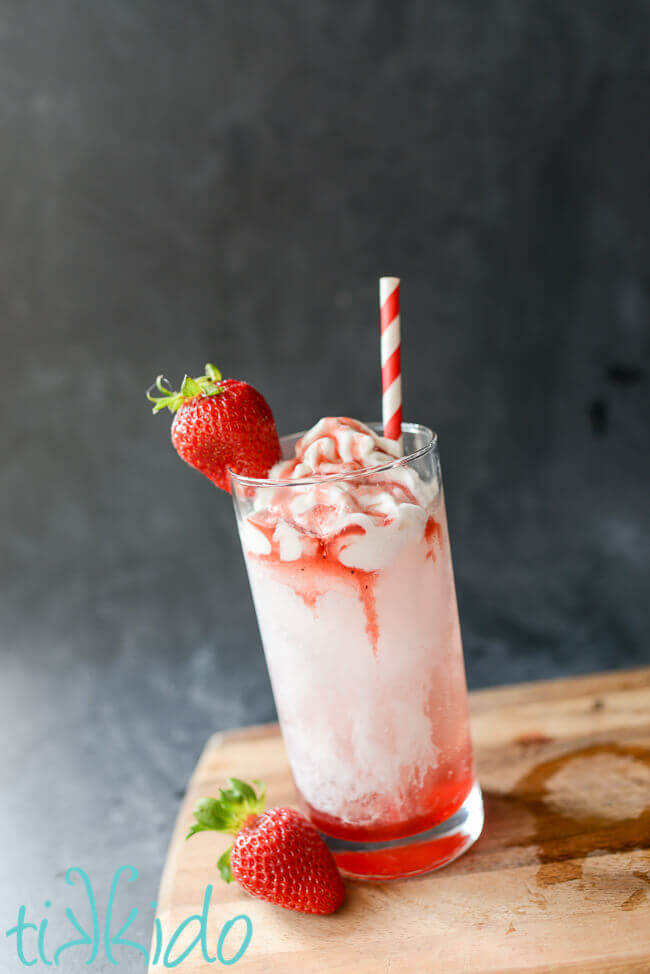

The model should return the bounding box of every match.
[320,782,484,880]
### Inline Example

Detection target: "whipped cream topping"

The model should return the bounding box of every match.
[273,416,403,479]
[241,418,438,571]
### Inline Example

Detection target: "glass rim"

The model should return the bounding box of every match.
[228,421,438,489]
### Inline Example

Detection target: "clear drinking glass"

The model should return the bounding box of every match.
[230,423,483,879]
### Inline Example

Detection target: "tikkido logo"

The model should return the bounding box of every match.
[5,867,253,968]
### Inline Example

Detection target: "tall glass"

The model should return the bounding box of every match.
[230,423,483,879]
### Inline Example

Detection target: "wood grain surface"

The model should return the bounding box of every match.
[150,668,650,972]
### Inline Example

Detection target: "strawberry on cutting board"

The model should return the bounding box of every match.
[186,778,346,915]
[147,364,281,491]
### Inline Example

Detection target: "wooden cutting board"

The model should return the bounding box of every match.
[151,668,650,973]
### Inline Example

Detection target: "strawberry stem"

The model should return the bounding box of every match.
[185,778,267,884]
[146,363,224,414]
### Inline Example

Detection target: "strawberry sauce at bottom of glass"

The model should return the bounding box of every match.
[230,420,484,879]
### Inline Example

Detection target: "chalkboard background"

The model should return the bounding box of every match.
[1,2,648,967]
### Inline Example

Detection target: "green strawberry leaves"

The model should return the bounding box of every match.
[146,363,224,413]
[230,778,266,806]
[187,797,232,834]
[217,847,234,884]
[205,363,222,382]
[180,375,202,398]
[185,778,267,882]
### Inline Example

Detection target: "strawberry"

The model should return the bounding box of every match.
[147,364,281,492]
[186,778,346,915]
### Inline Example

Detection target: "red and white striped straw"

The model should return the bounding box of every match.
[379,276,403,451]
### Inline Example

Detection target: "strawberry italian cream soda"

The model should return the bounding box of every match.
[149,278,483,882]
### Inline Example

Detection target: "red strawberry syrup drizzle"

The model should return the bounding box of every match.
[424,515,441,560]
[246,511,442,658]
[247,514,381,654]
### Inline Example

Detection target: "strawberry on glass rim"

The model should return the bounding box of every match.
[147,364,281,492]
[186,778,346,915]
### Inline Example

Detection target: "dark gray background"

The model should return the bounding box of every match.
[1,1,649,969]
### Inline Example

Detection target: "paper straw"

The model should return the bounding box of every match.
[379,276,403,451]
